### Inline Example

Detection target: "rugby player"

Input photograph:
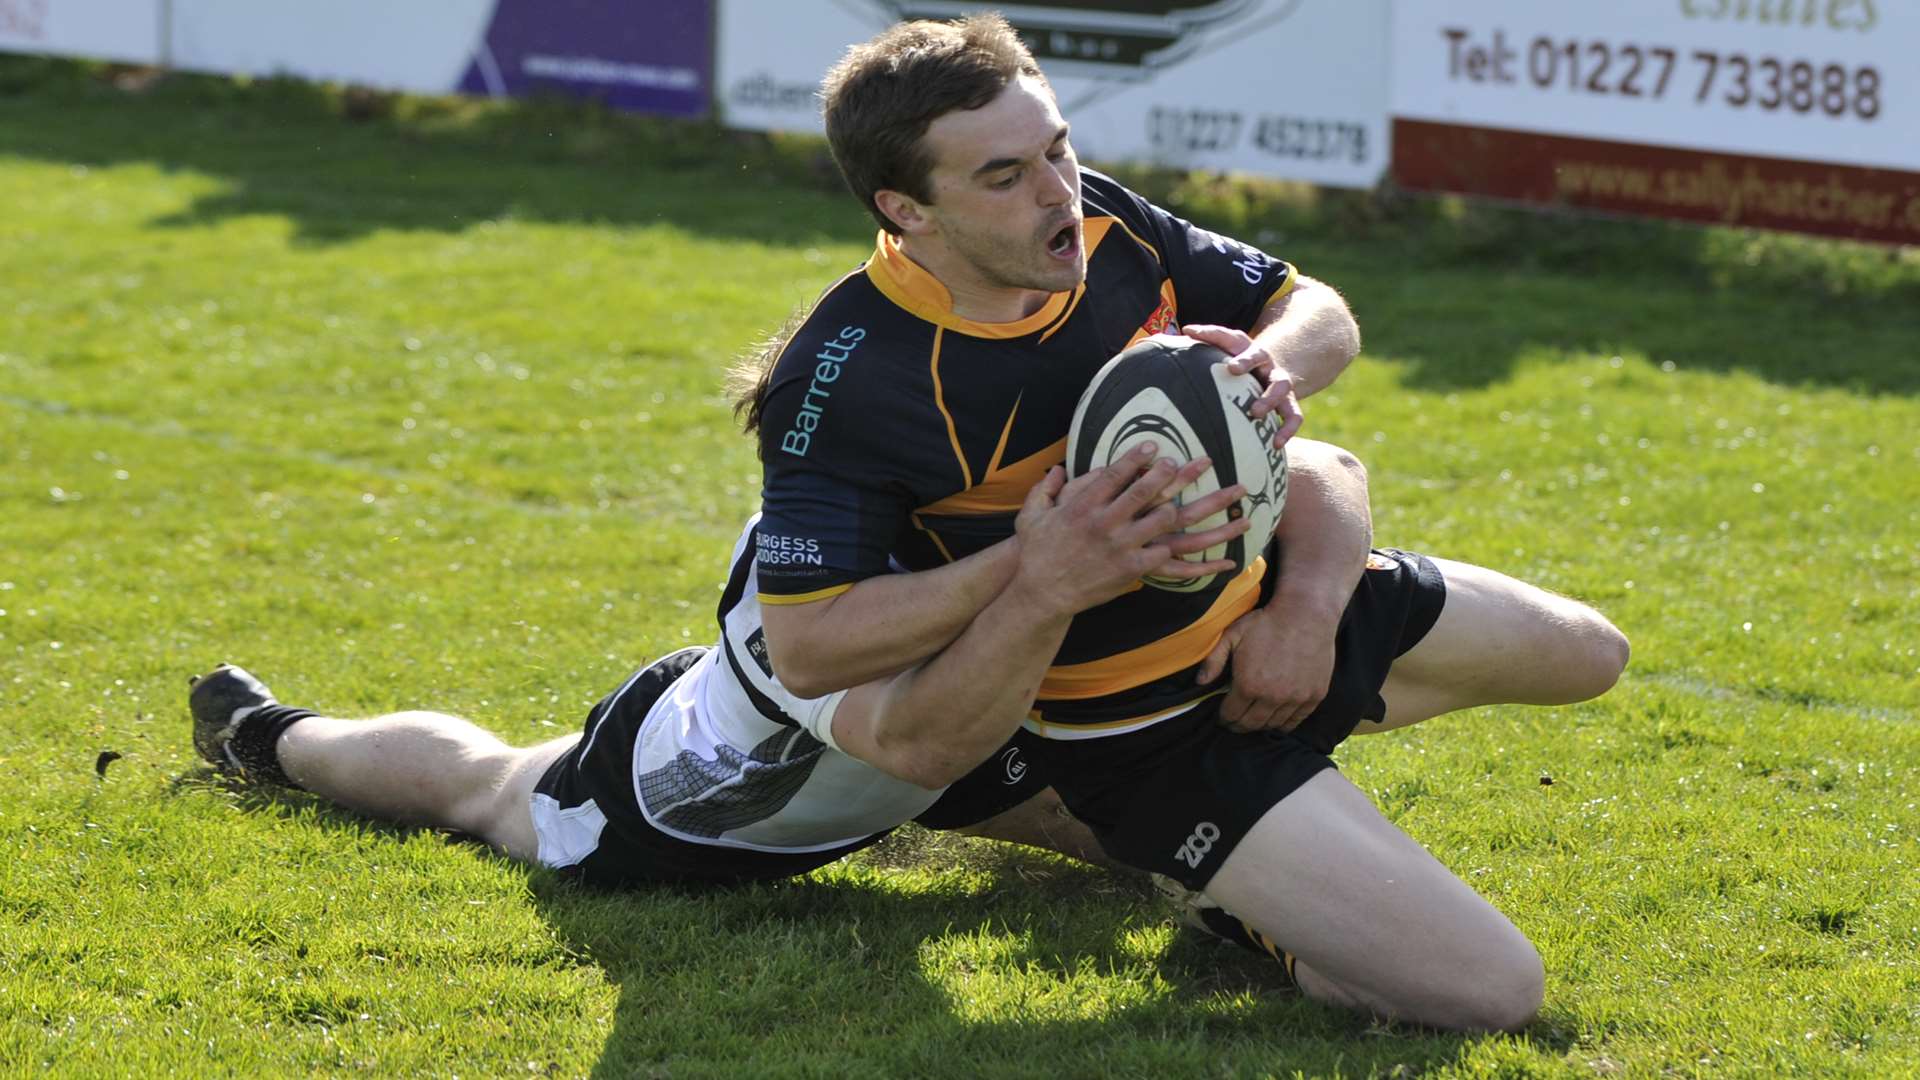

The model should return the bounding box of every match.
[738,15,1630,1032]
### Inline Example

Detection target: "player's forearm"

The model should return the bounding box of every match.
[762,538,1021,698]
[1253,274,1361,398]
[1263,439,1372,620]
[862,588,1073,788]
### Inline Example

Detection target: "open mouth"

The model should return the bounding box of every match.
[1046,220,1080,260]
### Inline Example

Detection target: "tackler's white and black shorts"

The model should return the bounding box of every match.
[1036,548,1447,891]
[529,648,1050,888]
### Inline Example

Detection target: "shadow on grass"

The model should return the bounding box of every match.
[523,840,1516,1079]
[179,772,1564,1077]
[1336,243,1920,398]
[1115,173,1920,400]
[0,59,865,249]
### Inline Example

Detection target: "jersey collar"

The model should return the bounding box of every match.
[864,232,1080,340]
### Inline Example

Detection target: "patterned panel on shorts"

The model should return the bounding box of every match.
[636,727,828,838]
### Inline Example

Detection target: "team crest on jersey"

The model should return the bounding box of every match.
[1366,552,1399,572]
[1138,294,1177,338]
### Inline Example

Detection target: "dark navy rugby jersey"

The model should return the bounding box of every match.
[755,168,1295,738]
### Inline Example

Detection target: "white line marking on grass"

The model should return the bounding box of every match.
[1633,670,1914,726]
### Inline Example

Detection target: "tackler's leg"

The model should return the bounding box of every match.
[951,786,1120,869]
[189,664,571,862]
[276,717,572,862]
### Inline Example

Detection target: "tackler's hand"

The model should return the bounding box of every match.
[1182,323,1302,448]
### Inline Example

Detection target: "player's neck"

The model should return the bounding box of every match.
[897,236,1054,324]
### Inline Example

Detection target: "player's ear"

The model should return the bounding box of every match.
[874,189,934,236]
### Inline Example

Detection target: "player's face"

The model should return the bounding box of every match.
[916,76,1084,312]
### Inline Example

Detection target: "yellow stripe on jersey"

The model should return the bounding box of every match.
[984,392,1021,478]
[1024,688,1227,739]
[910,512,957,564]
[1038,285,1087,344]
[915,435,1066,517]
[1103,212,1163,265]
[1037,557,1265,701]
[1261,265,1299,311]
[758,582,854,606]
[928,327,973,490]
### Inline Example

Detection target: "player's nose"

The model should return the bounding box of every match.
[1038,161,1074,206]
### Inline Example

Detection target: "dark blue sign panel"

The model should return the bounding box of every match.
[458,0,711,117]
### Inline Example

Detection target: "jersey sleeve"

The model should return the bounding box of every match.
[1087,169,1297,332]
[785,687,850,753]
[754,325,912,604]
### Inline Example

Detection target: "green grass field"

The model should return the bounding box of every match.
[3,63,1918,1077]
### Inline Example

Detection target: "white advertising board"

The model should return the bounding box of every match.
[167,1,499,93]
[718,0,1390,189]
[1389,0,1920,244]
[1392,0,1913,172]
[0,0,161,64]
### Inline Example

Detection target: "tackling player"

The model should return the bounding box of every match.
[189,441,1366,891]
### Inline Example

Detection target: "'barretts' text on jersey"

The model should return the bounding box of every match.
[781,326,867,457]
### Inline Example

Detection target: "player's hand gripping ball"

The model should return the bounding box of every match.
[1066,334,1288,592]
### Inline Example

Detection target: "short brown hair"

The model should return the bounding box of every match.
[820,13,1046,235]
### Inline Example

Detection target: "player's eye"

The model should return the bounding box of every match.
[991,171,1021,190]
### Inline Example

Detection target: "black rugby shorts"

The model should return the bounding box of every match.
[1037,547,1447,890]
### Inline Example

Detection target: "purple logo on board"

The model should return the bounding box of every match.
[458,0,712,117]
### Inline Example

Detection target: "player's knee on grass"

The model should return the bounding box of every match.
[1296,890,1543,1033]
[1578,610,1630,699]
[1310,439,1368,492]
[1198,771,1546,1032]
[1293,915,1542,1033]
[1440,922,1545,1033]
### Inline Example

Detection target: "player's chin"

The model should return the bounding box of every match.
[1032,257,1085,292]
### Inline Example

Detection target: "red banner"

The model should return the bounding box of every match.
[1393,118,1920,245]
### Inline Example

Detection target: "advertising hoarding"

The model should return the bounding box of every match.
[168,0,711,117]
[0,0,161,64]
[1391,0,1920,243]
[718,0,1392,189]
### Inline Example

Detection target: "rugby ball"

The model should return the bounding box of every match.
[1066,334,1286,592]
